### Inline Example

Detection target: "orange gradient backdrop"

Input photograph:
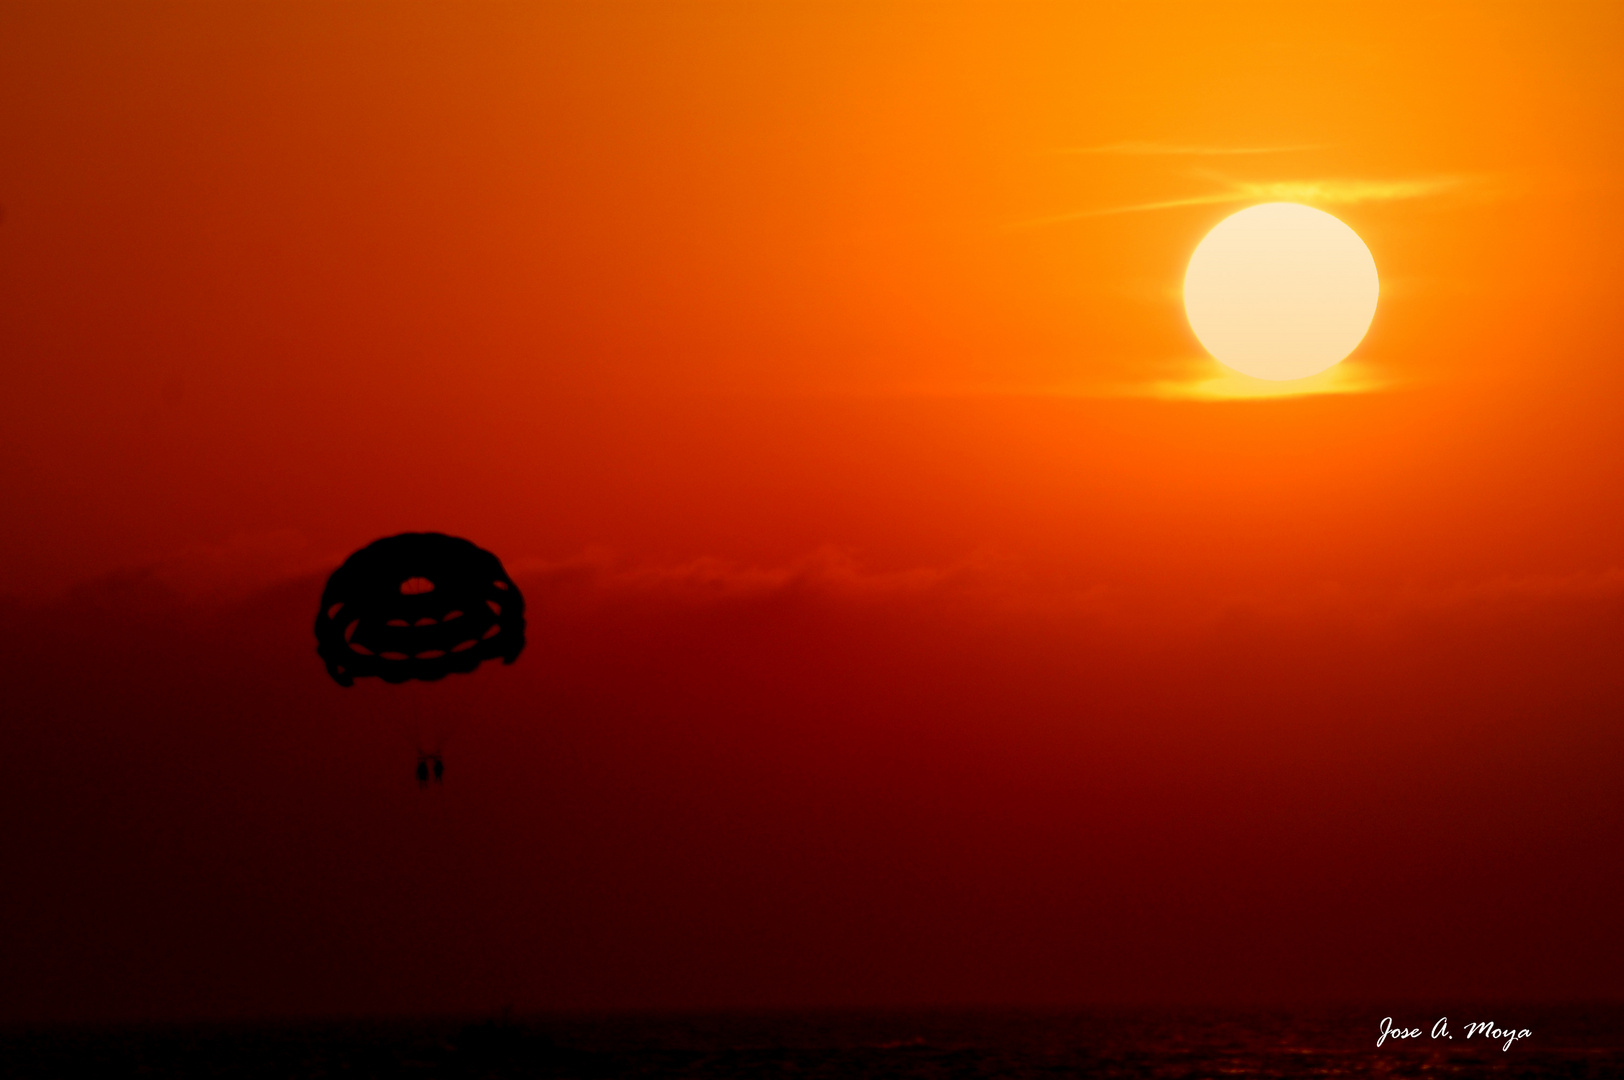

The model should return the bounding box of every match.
[2,2,1623,1019]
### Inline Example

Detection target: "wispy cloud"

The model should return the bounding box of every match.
[1134,359,1390,401]
[1057,142,1320,157]
[1016,174,1470,229]
[511,547,963,606]
[841,357,1392,404]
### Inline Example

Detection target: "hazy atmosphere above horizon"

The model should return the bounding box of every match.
[2,1,1623,1024]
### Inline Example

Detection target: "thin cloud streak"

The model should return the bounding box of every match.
[1014,175,1470,229]
[846,360,1389,404]
[1030,359,1389,403]
[1057,142,1321,156]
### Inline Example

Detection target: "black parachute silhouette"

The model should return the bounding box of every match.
[316,532,525,687]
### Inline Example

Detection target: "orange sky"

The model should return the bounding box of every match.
[4,1,1623,597]
[3,2,1624,1019]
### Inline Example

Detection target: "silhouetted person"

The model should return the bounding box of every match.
[315,532,524,794]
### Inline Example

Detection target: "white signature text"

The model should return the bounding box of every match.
[1377,1016,1531,1052]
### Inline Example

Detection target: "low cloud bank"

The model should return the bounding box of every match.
[3,549,1621,1021]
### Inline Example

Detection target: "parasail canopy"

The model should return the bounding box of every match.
[315,532,526,687]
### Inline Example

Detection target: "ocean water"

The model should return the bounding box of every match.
[5,1006,1621,1078]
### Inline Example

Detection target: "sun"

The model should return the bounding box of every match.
[1183,202,1379,381]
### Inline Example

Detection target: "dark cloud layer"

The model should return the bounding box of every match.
[3,555,1621,1022]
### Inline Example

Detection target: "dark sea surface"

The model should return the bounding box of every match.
[5,1006,1621,1079]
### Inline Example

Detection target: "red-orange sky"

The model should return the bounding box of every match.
[3,2,1623,1021]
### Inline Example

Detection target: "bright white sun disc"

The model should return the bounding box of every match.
[1183,202,1378,381]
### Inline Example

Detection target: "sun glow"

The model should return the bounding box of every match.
[1183,203,1379,381]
